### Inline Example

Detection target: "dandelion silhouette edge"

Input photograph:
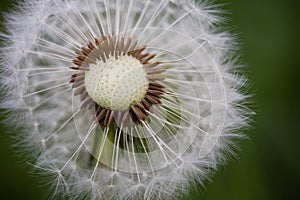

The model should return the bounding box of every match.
[0,0,252,199]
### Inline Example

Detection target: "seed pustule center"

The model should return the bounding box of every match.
[84,55,149,111]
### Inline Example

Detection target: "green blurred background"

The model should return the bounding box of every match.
[0,0,299,199]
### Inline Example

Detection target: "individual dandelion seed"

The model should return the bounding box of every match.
[0,0,253,200]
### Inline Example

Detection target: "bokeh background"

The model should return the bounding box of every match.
[0,0,299,199]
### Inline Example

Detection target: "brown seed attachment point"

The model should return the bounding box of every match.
[147,75,164,81]
[134,101,147,113]
[146,69,166,74]
[70,66,90,71]
[143,62,161,69]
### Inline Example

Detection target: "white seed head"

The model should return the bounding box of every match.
[84,55,149,111]
[0,0,253,200]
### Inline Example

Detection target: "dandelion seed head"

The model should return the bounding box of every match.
[0,0,253,199]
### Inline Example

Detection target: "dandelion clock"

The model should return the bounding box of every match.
[0,0,252,199]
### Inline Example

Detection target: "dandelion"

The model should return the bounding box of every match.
[0,0,252,199]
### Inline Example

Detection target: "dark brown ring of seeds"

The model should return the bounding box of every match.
[70,35,165,128]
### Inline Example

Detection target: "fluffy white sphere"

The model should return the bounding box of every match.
[0,0,252,199]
